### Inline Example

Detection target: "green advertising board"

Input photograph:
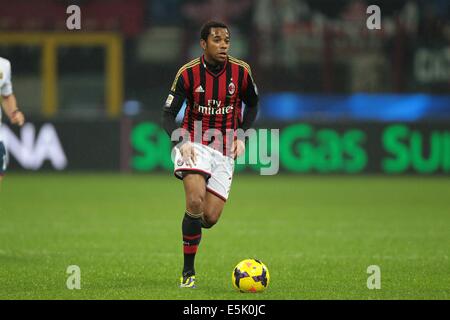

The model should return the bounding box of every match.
[130,121,450,174]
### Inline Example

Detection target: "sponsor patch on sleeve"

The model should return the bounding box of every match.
[164,94,174,108]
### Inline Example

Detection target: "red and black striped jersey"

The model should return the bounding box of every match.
[163,55,258,154]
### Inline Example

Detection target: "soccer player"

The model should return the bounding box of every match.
[162,21,259,288]
[0,57,25,183]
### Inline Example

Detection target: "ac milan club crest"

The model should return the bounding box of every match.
[228,82,236,95]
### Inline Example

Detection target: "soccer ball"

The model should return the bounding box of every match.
[232,259,270,293]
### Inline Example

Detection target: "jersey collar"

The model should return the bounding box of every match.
[201,55,228,78]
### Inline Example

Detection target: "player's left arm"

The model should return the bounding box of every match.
[233,70,259,157]
[240,72,259,131]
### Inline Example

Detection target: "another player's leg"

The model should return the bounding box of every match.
[180,172,207,288]
[0,141,6,189]
[201,192,226,228]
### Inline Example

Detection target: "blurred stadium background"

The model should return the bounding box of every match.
[0,0,449,174]
[0,0,449,299]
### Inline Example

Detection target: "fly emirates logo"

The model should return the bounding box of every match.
[196,99,233,115]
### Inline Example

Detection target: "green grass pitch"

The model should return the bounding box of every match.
[0,173,449,300]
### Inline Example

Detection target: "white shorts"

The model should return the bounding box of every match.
[173,142,235,201]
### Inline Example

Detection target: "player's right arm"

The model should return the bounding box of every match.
[161,72,187,139]
[1,94,24,126]
[1,60,24,126]
[161,69,197,165]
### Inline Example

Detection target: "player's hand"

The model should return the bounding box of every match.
[179,142,197,167]
[10,110,25,126]
[232,139,245,159]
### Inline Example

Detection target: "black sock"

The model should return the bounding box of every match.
[182,211,202,276]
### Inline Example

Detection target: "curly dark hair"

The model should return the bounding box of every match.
[200,21,229,41]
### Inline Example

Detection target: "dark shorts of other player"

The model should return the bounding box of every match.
[0,141,8,176]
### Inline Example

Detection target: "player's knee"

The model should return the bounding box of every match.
[187,194,204,213]
[204,211,221,227]
[206,215,219,227]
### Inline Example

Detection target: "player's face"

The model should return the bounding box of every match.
[203,27,230,64]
